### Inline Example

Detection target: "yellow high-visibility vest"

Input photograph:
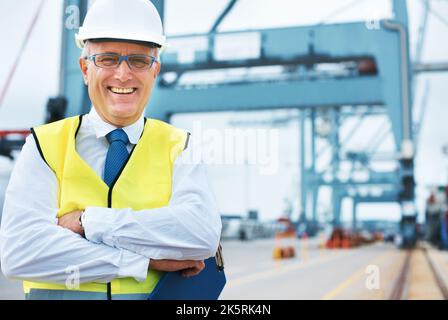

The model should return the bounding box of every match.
[23,115,188,297]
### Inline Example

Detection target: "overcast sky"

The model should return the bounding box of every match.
[0,0,447,223]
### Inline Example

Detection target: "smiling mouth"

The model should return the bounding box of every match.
[107,87,138,95]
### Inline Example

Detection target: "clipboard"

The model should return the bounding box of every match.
[149,244,226,300]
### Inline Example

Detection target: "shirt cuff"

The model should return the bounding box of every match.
[118,249,150,282]
[82,207,115,244]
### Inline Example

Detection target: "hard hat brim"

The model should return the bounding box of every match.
[75,29,168,50]
[88,38,162,49]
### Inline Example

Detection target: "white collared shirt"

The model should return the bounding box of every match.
[0,107,222,285]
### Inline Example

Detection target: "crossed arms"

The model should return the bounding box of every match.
[0,135,221,284]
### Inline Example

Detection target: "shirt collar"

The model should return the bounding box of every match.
[86,106,144,145]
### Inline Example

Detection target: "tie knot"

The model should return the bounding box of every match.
[106,129,129,145]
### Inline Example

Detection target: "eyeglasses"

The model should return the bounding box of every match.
[84,53,158,71]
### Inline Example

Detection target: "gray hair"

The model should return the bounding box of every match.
[80,41,90,59]
[80,40,160,59]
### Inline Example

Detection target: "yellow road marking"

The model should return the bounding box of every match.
[227,249,356,288]
[320,249,395,300]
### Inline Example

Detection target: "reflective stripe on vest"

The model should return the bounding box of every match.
[23,115,188,296]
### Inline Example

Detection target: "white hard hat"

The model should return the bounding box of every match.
[75,0,167,49]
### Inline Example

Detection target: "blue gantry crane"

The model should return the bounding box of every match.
[59,0,421,246]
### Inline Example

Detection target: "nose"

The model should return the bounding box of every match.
[114,59,133,82]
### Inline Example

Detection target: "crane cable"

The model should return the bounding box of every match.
[0,0,46,109]
[424,0,448,28]
[318,0,369,25]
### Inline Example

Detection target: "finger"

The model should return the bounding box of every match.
[57,217,65,226]
[191,261,205,273]
[181,260,200,270]
[180,268,190,277]
[181,267,200,278]
[181,263,205,278]
[191,267,203,276]
[58,220,68,228]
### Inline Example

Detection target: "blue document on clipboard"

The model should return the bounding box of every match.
[149,245,226,300]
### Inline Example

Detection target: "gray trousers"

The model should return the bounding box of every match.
[26,289,150,300]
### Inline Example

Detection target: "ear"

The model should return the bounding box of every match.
[153,62,161,79]
[79,58,89,85]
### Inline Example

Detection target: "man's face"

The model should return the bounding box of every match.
[79,41,160,127]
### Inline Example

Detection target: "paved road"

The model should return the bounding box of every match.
[0,236,446,300]
[219,238,406,300]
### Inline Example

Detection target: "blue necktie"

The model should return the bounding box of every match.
[103,129,130,187]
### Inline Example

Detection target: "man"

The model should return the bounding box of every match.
[0,0,222,300]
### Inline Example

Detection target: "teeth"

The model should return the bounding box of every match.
[110,87,136,94]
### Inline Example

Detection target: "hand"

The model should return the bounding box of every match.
[149,259,205,278]
[58,210,85,237]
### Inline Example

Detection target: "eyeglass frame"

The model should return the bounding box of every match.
[84,53,159,71]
